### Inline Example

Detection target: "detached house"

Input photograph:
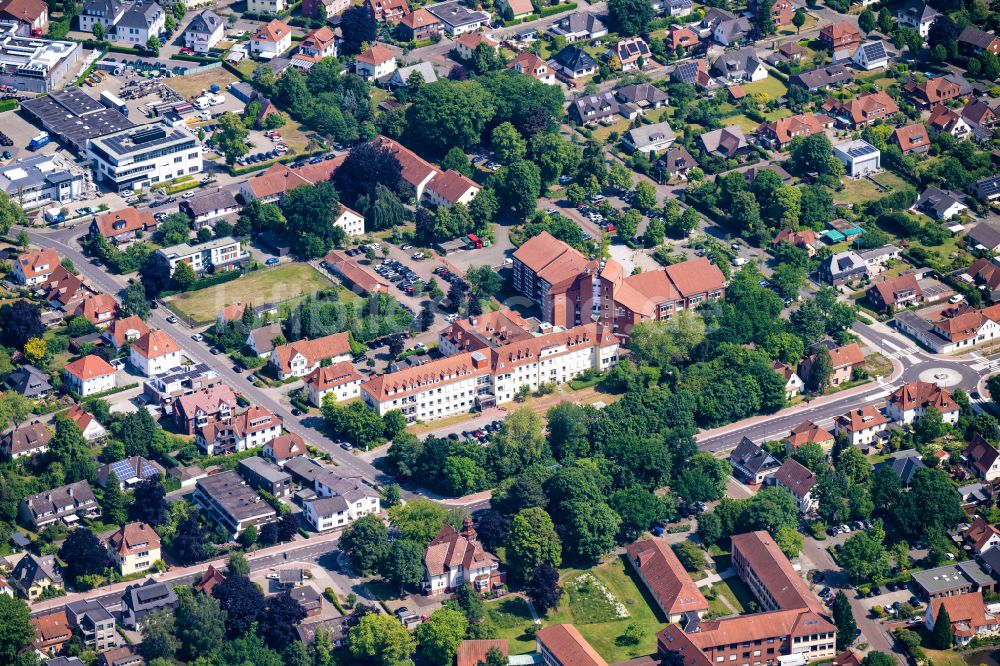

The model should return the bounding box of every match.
[710,47,766,83]
[915,186,967,220]
[263,432,307,465]
[905,76,962,108]
[964,517,1000,555]
[820,21,860,51]
[197,405,282,455]
[893,123,930,155]
[785,420,834,449]
[699,125,748,157]
[801,342,864,387]
[130,329,181,376]
[425,170,479,208]
[614,36,651,71]
[305,362,364,406]
[112,0,164,46]
[79,0,125,32]
[772,458,817,513]
[823,91,899,128]
[20,480,100,529]
[91,207,157,246]
[251,19,292,60]
[1,421,52,460]
[183,9,224,53]
[925,592,999,645]
[269,332,352,379]
[305,471,381,531]
[729,437,780,484]
[835,406,889,447]
[508,51,555,84]
[107,522,161,575]
[63,354,116,396]
[965,435,1000,482]
[10,553,62,600]
[367,0,409,22]
[549,12,606,42]
[958,26,1000,57]
[896,1,939,39]
[852,40,889,70]
[454,31,497,60]
[929,105,971,140]
[758,113,832,150]
[74,292,119,328]
[398,9,441,41]
[173,384,237,434]
[867,273,922,312]
[423,516,500,595]
[291,26,339,69]
[13,248,59,286]
[355,43,397,80]
[549,45,598,82]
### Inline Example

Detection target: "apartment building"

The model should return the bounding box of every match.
[835,406,889,448]
[121,579,177,629]
[193,470,276,538]
[87,123,201,191]
[63,354,116,396]
[20,480,100,529]
[0,154,83,210]
[305,362,364,407]
[155,236,246,276]
[107,522,160,575]
[197,405,282,455]
[111,0,164,46]
[66,599,118,652]
[659,531,836,666]
[305,471,381,531]
[172,384,237,434]
[365,313,619,423]
[238,456,292,497]
[627,538,709,623]
[130,329,181,377]
[423,516,499,594]
[536,624,608,666]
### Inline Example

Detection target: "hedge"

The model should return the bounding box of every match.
[163,180,200,195]
[0,99,18,113]
[159,267,244,297]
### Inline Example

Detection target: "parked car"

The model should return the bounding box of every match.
[192,333,203,342]
[166,315,178,323]
[265,257,280,265]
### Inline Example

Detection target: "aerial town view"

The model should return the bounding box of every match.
[0,0,997,662]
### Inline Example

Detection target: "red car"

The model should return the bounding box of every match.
[941,308,956,318]
[179,47,193,54]
[605,224,617,232]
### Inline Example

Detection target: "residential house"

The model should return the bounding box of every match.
[833,139,881,178]
[712,14,752,45]
[925,592,999,645]
[758,113,832,150]
[121,579,178,628]
[367,0,408,22]
[852,40,889,70]
[65,599,117,652]
[501,0,532,18]
[614,36,651,71]
[374,134,440,200]
[112,0,164,47]
[819,250,867,285]
[2,421,52,460]
[801,342,865,387]
[107,522,161,575]
[753,0,792,25]
[74,292,119,328]
[820,21,860,51]
[657,146,699,179]
[388,61,437,88]
[570,91,623,125]
[63,354,116,396]
[671,58,713,88]
[835,406,889,447]
[508,51,555,83]
[789,64,853,91]
[729,437,780,484]
[66,404,108,442]
[97,455,163,488]
[964,517,1000,555]
[877,450,926,485]
[156,236,247,276]
[549,45,598,82]
[104,315,149,352]
[13,248,59,285]
[305,362,364,406]
[699,125,748,157]
[269,332,352,379]
[454,31,497,60]
[247,322,284,358]
[966,435,1000,482]
[962,100,998,133]
[263,432,307,466]
[785,420,834,449]
[172,384,237,435]
[251,19,292,60]
[180,188,241,226]
[5,364,52,399]
[91,207,157,245]
[867,273,922,312]
[549,12,606,42]
[290,26,339,70]
[963,257,1000,301]
[958,26,1000,57]
[98,647,144,666]
[772,228,820,256]
[710,47,766,82]
[354,43,397,80]
[196,405,282,455]
[905,76,962,108]
[20,480,100,529]
[626,538,709,623]
[664,0,693,16]
[39,265,89,312]
[971,176,1000,204]
[893,123,930,155]
[666,25,699,51]
[398,8,441,40]
[32,610,72,655]
[10,554,62,600]
[822,92,899,128]
[456,641,510,666]
[130,329,181,376]
[772,458,817,513]
[617,83,668,113]
[929,104,972,140]
[915,186,968,220]
[238,456,292,497]
[622,121,675,155]
[193,470,276,537]
[896,1,939,39]
[183,9,224,53]
[195,564,226,595]
[773,361,803,399]
[423,516,499,594]
[247,0,286,16]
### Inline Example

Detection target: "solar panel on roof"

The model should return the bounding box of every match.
[845,143,878,158]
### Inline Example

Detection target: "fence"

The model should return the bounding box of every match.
[182,61,224,76]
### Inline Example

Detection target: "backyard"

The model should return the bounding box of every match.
[739,75,789,101]
[165,263,339,325]
[834,171,910,206]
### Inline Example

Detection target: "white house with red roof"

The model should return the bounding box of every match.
[251,19,292,60]
[305,362,364,406]
[291,26,339,69]
[66,404,107,441]
[508,51,555,84]
[423,516,499,595]
[425,170,479,208]
[104,316,150,352]
[63,354,117,396]
[355,43,398,80]
[269,332,352,379]
[130,330,182,376]
[334,206,365,237]
[13,248,59,286]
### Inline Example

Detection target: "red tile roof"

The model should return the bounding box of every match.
[93,207,157,238]
[357,43,396,65]
[305,362,363,391]
[108,522,160,556]
[64,354,115,381]
[132,330,179,360]
[893,123,930,152]
[829,342,864,369]
[254,18,291,42]
[513,231,596,289]
[536,624,608,666]
[786,420,834,447]
[887,380,958,413]
[271,332,352,374]
[836,405,889,432]
[626,538,709,617]
[456,640,509,666]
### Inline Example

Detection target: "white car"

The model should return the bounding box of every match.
[445,313,459,322]
[411,252,425,260]
[192,333,204,341]
[182,191,195,199]
[949,294,964,304]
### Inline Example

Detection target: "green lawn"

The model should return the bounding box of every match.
[834,177,888,206]
[485,597,537,654]
[739,75,788,101]
[590,118,635,143]
[714,576,755,613]
[721,114,763,134]
[543,557,666,663]
[165,263,338,325]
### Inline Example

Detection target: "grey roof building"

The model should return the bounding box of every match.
[875,449,925,485]
[388,61,437,87]
[0,155,83,211]
[238,455,293,497]
[2,421,52,459]
[710,47,764,82]
[570,91,622,125]
[424,0,489,32]
[789,64,853,91]
[819,250,867,285]
[10,553,62,598]
[247,322,284,358]
[548,11,607,41]
[180,188,241,225]
[914,186,968,220]
[5,364,52,398]
[21,89,136,155]
[46,658,85,666]
[912,560,995,599]
[728,437,780,483]
[971,175,1000,203]
[194,470,277,537]
[283,456,325,486]
[616,83,668,108]
[549,45,598,79]
[20,480,100,529]
[699,125,748,157]
[622,121,675,154]
[121,578,178,628]
[66,599,118,652]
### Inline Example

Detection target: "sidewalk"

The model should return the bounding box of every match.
[30,530,344,615]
